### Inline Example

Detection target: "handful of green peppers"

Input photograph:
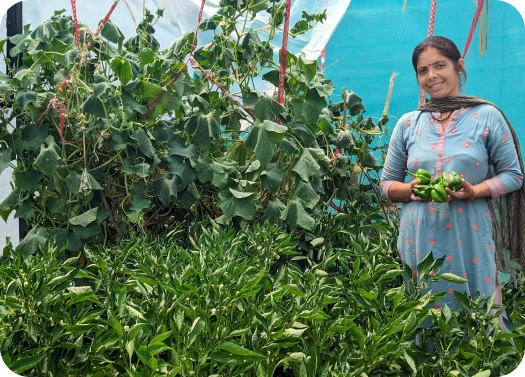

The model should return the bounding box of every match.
[407,169,463,203]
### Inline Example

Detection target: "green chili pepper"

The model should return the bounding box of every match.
[406,169,432,185]
[431,184,448,203]
[431,176,442,185]
[413,185,432,201]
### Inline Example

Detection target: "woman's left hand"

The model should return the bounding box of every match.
[445,180,475,202]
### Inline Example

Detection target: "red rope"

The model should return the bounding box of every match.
[418,0,438,108]
[71,0,81,48]
[462,0,485,58]
[320,0,327,73]
[277,0,292,105]
[36,0,121,126]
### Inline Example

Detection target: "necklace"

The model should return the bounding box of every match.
[430,111,452,122]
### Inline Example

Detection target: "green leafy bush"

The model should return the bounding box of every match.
[0,222,523,376]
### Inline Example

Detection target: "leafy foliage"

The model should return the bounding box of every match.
[0,223,523,376]
[0,5,390,253]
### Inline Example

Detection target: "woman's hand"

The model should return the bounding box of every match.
[409,179,427,202]
[445,180,475,202]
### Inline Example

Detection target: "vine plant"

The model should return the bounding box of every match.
[0,2,391,253]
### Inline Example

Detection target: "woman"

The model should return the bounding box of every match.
[380,36,524,329]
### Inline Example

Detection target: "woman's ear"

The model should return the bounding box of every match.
[458,58,465,72]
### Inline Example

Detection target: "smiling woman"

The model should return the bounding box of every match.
[380,35,525,336]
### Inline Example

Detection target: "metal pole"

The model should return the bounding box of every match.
[5,2,26,240]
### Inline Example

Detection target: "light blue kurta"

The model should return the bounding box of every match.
[380,104,523,322]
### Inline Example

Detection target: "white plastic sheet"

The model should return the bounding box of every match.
[154,0,351,60]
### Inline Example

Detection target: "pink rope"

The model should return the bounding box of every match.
[36,0,121,125]
[277,0,293,105]
[462,0,485,58]
[71,0,81,47]
[320,0,328,73]
[418,0,438,108]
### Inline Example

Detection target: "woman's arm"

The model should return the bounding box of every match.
[380,115,417,203]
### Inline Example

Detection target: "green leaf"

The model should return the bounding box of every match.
[315,78,335,97]
[14,169,43,191]
[153,175,179,206]
[218,341,263,358]
[291,122,316,147]
[16,124,48,152]
[122,91,147,115]
[15,202,35,219]
[403,350,417,373]
[101,19,124,43]
[451,291,470,309]
[148,342,171,356]
[345,90,365,114]
[9,352,46,374]
[0,148,12,174]
[246,93,286,123]
[245,120,287,167]
[402,310,417,336]
[310,238,324,247]
[294,180,320,209]
[111,57,133,84]
[166,156,196,189]
[83,95,106,118]
[417,251,435,277]
[154,90,184,119]
[31,20,59,42]
[184,110,221,150]
[471,372,491,377]
[168,137,197,159]
[33,135,61,177]
[283,327,307,338]
[0,188,20,222]
[261,199,285,225]
[260,164,285,193]
[293,149,320,182]
[136,80,165,101]
[187,317,205,347]
[218,189,255,220]
[15,89,37,107]
[69,207,99,227]
[108,312,123,337]
[292,90,326,126]
[318,108,334,135]
[281,199,315,230]
[138,49,155,66]
[123,159,151,178]
[167,32,194,60]
[133,128,156,158]
[438,273,467,284]
[298,309,329,320]
[16,227,49,256]
[195,157,230,189]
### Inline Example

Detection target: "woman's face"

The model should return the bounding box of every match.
[415,47,464,98]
